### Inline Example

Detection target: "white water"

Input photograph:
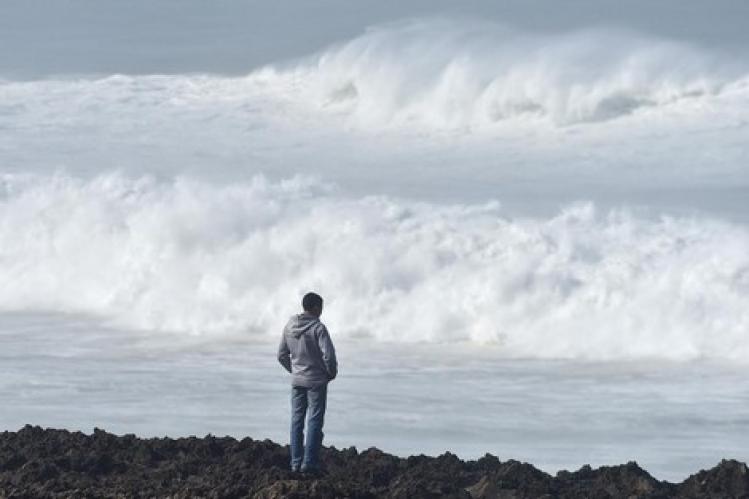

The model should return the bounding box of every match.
[2,23,747,216]
[258,20,744,127]
[1,9,748,480]
[1,173,747,360]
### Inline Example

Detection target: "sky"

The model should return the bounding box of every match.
[2,0,749,80]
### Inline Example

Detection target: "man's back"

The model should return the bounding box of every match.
[278,312,338,388]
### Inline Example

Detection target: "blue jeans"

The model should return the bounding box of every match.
[290,384,327,471]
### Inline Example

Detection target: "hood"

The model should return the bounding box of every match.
[287,313,319,338]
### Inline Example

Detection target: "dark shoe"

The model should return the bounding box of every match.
[300,466,323,477]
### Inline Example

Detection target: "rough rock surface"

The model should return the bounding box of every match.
[0,426,747,498]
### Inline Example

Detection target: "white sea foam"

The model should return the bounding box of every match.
[1,20,747,358]
[1,173,747,360]
[253,19,748,128]
[2,20,747,206]
[2,20,747,136]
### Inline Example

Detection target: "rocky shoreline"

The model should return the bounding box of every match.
[1,426,747,498]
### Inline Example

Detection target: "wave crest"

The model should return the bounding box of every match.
[254,19,743,127]
[1,173,747,361]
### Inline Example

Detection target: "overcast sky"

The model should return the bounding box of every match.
[2,0,749,79]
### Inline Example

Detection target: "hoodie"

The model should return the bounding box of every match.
[277,313,338,388]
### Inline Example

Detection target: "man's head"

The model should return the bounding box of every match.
[302,292,324,317]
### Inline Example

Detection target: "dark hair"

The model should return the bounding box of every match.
[302,292,323,312]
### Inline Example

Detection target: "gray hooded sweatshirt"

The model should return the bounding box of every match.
[277,313,338,388]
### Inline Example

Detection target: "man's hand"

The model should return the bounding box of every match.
[277,334,292,373]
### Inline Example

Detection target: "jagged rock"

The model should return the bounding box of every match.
[678,459,749,498]
[0,426,746,498]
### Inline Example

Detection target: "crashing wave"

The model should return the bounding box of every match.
[251,19,746,127]
[1,173,747,361]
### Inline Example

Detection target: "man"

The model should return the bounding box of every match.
[277,292,338,474]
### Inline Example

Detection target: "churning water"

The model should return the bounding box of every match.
[1,5,747,481]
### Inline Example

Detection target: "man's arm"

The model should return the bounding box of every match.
[317,325,338,381]
[277,331,292,373]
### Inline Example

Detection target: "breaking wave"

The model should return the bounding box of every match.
[252,19,747,127]
[1,173,747,361]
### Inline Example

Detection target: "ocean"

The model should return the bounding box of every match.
[1,0,748,482]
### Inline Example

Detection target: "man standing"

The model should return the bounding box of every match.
[277,292,338,474]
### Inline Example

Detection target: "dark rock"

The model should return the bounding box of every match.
[0,426,745,498]
[678,459,749,498]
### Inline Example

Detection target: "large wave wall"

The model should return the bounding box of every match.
[253,19,749,128]
[3,20,747,137]
[1,173,747,361]
[3,23,748,203]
